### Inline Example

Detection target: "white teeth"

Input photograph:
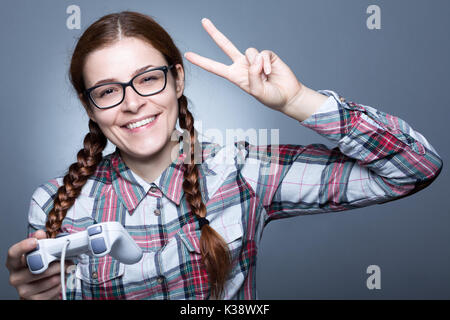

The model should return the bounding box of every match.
[125,116,156,129]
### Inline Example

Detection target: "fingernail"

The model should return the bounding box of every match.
[256,54,262,65]
[266,63,271,75]
[248,54,256,65]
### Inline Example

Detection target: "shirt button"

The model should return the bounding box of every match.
[91,271,98,279]
[150,186,158,193]
[154,208,161,216]
[156,276,165,284]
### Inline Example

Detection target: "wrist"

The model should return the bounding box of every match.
[281,85,329,122]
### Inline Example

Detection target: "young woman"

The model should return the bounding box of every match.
[6,11,442,300]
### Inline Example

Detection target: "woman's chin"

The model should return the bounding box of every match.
[118,142,163,159]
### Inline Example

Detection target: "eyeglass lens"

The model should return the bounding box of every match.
[90,69,166,108]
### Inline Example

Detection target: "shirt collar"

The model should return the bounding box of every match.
[109,130,216,215]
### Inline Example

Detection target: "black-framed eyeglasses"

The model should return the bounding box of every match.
[84,64,174,109]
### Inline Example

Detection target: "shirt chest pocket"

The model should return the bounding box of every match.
[172,221,244,299]
[178,221,244,262]
[75,254,125,298]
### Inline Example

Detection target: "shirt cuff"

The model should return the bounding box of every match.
[300,89,341,124]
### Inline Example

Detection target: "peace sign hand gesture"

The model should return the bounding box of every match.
[184,18,306,113]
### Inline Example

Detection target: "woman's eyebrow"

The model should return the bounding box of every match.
[91,64,155,87]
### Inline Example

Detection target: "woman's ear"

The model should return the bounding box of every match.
[175,64,185,99]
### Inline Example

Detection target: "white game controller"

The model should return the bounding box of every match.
[26,221,143,275]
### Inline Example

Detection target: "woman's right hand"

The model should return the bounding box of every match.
[5,230,67,300]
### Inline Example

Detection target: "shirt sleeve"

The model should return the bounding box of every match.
[26,179,60,238]
[235,89,443,225]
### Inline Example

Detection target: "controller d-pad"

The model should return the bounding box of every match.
[27,254,44,271]
[90,237,107,254]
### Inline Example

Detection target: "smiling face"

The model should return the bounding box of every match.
[82,36,184,162]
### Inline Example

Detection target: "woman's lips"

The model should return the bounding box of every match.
[121,113,160,133]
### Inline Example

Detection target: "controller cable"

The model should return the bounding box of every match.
[60,239,71,300]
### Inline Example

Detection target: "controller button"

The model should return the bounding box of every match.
[91,237,107,254]
[88,225,102,236]
[27,254,44,271]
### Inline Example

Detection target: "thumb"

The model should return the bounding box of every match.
[20,230,48,268]
[248,54,264,97]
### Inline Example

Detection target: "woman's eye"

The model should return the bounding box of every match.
[100,88,114,97]
[143,76,157,82]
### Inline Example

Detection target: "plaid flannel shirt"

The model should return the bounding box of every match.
[26,89,443,299]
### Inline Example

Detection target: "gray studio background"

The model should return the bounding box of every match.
[1,0,449,299]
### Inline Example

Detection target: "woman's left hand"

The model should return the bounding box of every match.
[184,18,306,113]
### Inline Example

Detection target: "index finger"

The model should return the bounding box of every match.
[6,238,38,270]
[184,51,230,79]
[201,18,243,62]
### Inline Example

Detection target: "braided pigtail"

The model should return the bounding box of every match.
[45,120,107,238]
[178,95,232,299]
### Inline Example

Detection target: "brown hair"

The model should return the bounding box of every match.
[45,11,231,299]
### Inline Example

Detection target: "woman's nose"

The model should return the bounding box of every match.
[121,85,145,112]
